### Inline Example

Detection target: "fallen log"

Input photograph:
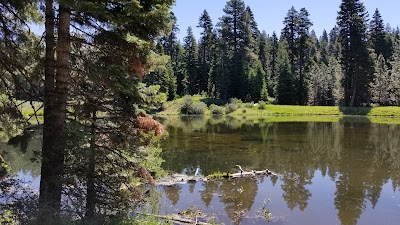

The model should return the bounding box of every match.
[155,167,278,186]
[136,213,212,225]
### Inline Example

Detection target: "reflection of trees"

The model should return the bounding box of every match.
[159,116,400,224]
[164,185,181,206]
[2,130,42,178]
[200,180,219,207]
[218,178,258,225]
[281,172,312,211]
[335,175,366,225]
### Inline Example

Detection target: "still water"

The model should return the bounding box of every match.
[2,116,400,225]
[156,116,400,225]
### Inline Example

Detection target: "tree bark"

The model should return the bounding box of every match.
[86,108,97,218]
[39,0,70,214]
[39,0,58,212]
[350,85,357,107]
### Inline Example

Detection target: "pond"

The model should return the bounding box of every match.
[2,116,400,225]
[156,116,400,225]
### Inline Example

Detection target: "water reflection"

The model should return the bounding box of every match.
[157,116,400,225]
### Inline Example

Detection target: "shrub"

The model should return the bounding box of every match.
[180,96,208,115]
[267,97,277,104]
[229,98,242,104]
[258,101,267,110]
[242,108,247,113]
[243,102,253,108]
[225,103,239,114]
[209,104,226,115]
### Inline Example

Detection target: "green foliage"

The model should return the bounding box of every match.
[0,210,15,225]
[369,9,393,62]
[183,27,199,95]
[371,54,391,106]
[139,146,167,179]
[139,84,168,111]
[207,171,231,179]
[258,101,267,110]
[229,98,243,104]
[244,102,254,108]
[337,0,374,106]
[180,96,208,115]
[209,104,226,115]
[225,102,239,114]
[144,51,176,101]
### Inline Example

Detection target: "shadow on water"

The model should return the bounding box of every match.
[157,115,400,225]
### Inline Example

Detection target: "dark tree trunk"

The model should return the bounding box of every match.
[39,0,58,212]
[86,109,97,218]
[39,0,70,214]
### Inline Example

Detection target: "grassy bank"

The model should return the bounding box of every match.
[158,95,400,122]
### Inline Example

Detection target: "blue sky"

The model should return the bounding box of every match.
[172,0,400,41]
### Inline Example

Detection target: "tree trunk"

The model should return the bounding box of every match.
[350,85,357,107]
[39,0,58,212]
[86,109,97,218]
[39,0,70,214]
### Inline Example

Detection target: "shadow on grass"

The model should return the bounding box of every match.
[339,106,372,116]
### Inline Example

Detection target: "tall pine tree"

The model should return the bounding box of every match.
[337,0,374,106]
[183,26,199,94]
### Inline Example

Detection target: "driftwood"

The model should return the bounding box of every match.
[156,166,277,186]
[231,168,276,178]
[137,213,212,225]
[156,174,207,186]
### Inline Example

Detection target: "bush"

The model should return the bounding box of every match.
[229,98,242,104]
[258,101,267,110]
[267,97,277,104]
[244,102,253,108]
[209,104,226,115]
[225,103,239,114]
[180,96,208,115]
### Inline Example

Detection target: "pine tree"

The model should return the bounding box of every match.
[144,42,176,100]
[369,8,393,62]
[282,6,299,76]
[174,42,188,97]
[219,0,247,99]
[297,8,313,105]
[277,40,296,105]
[246,6,260,45]
[183,27,199,94]
[41,0,175,216]
[328,26,341,59]
[269,31,279,97]
[319,29,329,65]
[258,31,270,91]
[337,0,374,106]
[389,41,400,105]
[371,54,391,105]
[198,10,216,94]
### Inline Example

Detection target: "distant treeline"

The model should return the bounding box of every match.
[145,0,400,107]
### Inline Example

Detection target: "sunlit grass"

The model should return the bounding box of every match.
[159,96,400,119]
